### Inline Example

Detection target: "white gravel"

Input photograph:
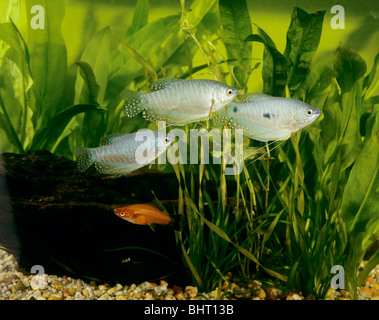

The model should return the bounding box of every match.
[1,249,378,300]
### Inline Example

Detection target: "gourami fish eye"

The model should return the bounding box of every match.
[163,137,170,143]
[305,109,313,116]
[120,212,125,216]
[226,89,234,95]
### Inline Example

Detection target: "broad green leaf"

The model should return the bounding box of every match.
[293,58,333,107]
[75,61,100,106]
[74,27,110,106]
[333,42,367,93]
[0,45,33,152]
[107,15,180,98]
[125,0,149,37]
[0,22,28,72]
[163,2,220,74]
[1,0,20,23]
[49,116,78,153]
[31,104,106,151]
[327,144,342,213]
[185,0,217,28]
[25,0,67,126]
[284,8,325,91]
[120,42,158,81]
[362,95,379,115]
[0,0,20,65]
[74,61,105,148]
[0,22,33,96]
[0,22,22,51]
[363,105,379,140]
[320,78,362,170]
[245,29,287,96]
[363,52,379,97]
[73,27,110,149]
[219,0,252,89]
[107,0,217,98]
[340,132,379,235]
[361,217,379,254]
[331,79,363,171]
[0,93,23,153]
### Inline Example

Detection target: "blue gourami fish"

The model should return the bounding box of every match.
[212,93,322,141]
[72,131,175,175]
[123,79,238,125]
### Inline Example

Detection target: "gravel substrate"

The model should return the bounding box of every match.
[1,249,378,300]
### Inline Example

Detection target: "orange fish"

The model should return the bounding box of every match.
[114,204,185,230]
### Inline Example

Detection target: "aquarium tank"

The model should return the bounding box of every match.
[0,0,378,301]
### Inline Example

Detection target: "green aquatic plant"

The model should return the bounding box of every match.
[0,0,378,299]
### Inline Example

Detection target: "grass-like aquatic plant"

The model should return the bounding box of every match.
[0,0,378,299]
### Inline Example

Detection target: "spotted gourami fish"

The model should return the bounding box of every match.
[114,204,185,230]
[213,93,321,141]
[72,131,175,175]
[123,79,238,125]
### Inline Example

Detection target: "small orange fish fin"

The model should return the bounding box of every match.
[148,224,156,232]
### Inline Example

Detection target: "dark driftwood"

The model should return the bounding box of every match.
[0,151,187,285]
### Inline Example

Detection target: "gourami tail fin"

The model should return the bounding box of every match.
[71,146,94,173]
[122,89,145,118]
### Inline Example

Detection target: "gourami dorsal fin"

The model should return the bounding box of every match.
[101,133,128,146]
[150,78,184,91]
[238,92,270,103]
